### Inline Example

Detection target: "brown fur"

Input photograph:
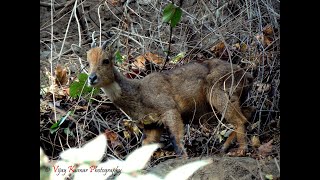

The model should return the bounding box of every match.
[72,44,252,157]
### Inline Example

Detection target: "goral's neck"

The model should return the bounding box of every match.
[101,67,140,104]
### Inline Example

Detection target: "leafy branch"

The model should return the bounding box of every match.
[161,1,183,71]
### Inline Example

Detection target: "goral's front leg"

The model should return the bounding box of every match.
[161,109,188,158]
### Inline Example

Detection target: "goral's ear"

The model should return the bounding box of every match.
[71,44,86,60]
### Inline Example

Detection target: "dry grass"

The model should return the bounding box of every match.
[40,0,280,162]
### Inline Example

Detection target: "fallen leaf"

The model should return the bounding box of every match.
[210,41,226,57]
[220,129,227,136]
[105,129,118,142]
[250,121,260,130]
[218,134,223,143]
[123,119,141,135]
[55,64,68,86]
[74,105,88,111]
[240,43,248,52]
[232,43,248,53]
[153,151,165,158]
[263,24,273,35]
[133,52,164,69]
[258,139,273,157]
[264,36,273,46]
[255,83,271,93]
[251,135,261,148]
[255,33,264,44]
[232,43,240,50]
[108,0,120,6]
[63,87,70,96]
[132,124,141,135]
[145,52,164,64]
[123,130,131,139]
[133,55,146,69]
[255,33,273,47]
[105,129,121,148]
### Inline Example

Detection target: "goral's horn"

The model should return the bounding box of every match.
[101,40,109,50]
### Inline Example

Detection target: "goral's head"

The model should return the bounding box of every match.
[72,40,115,88]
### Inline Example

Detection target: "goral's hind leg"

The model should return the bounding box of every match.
[161,109,188,158]
[142,128,163,145]
[208,89,248,156]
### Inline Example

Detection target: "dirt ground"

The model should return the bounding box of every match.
[40,0,280,179]
[147,156,280,180]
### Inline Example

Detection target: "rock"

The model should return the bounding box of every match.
[147,156,280,180]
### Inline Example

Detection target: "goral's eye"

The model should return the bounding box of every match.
[102,59,110,64]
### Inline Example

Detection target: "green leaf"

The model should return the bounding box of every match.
[78,73,88,83]
[171,52,185,63]
[115,50,124,64]
[265,174,273,180]
[59,111,71,126]
[50,122,60,134]
[50,111,71,134]
[162,3,175,23]
[69,81,82,98]
[69,73,99,98]
[170,7,182,27]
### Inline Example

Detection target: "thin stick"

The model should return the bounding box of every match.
[57,0,78,60]
[50,0,57,123]
[161,26,173,71]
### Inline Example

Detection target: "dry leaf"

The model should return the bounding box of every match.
[105,129,118,142]
[264,36,273,46]
[133,52,164,69]
[258,139,273,157]
[105,129,121,148]
[133,55,146,69]
[255,33,273,47]
[108,0,120,6]
[263,24,273,35]
[74,105,88,111]
[144,52,164,64]
[250,121,260,130]
[123,119,141,135]
[255,83,271,93]
[232,43,247,53]
[132,125,140,135]
[153,151,164,158]
[55,64,68,86]
[210,41,226,57]
[123,130,131,139]
[153,150,175,158]
[255,33,264,43]
[232,43,240,50]
[240,43,248,52]
[63,87,70,96]
[251,135,261,148]
[42,84,69,98]
[262,25,274,47]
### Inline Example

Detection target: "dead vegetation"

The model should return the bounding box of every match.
[40,0,280,166]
